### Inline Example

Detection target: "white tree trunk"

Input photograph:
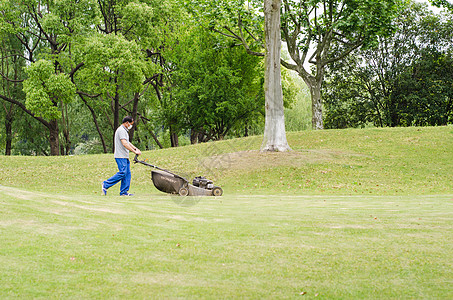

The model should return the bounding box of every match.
[261,0,291,152]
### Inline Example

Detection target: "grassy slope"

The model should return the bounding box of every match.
[0,126,452,299]
[0,126,452,196]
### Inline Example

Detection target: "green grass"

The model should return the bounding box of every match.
[0,126,452,298]
[0,189,452,299]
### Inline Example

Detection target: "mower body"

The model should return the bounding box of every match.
[151,170,222,196]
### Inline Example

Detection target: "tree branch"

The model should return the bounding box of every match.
[0,93,50,128]
[280,59,298,72]
[321,39,364,66]
[0,71,24,83]
[69,62,85,79]
[76,90,101,98]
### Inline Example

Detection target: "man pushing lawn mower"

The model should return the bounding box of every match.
[102,116,141,196]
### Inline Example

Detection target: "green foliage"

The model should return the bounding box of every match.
[75,33,154,98]
[284,78,312,131]
[0,1,22,36]
[323,1,453,128]
[169,25,264,140]
[23,60,76,120]
[187,0,264,51]
[281,68,298,109]
[10,113,50,155]
[393,50,453,126]
[121,0,182,47]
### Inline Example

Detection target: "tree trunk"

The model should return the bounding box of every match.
[308,79,324,130]
[5,109,13,156]
[49,119,60,156]
[261,0,290,152]
[112,88,120,154]
[170,125,179,147]
[142,118,163,149]
[79,94,108,153]
[61,103,71,155]
[190,129,199,144]
[129,92,140,141]
[149,129,164,149]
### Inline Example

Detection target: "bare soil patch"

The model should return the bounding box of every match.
[201,149,367,172]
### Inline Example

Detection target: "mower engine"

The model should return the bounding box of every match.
[193,176,214,190]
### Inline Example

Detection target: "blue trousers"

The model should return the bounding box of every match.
[103,158,131,195]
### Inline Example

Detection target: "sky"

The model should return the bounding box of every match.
[415,0,445,13]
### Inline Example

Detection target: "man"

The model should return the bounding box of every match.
[102,116,141,196]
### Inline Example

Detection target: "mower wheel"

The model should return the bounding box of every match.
[178,187,189,196]
[212,186,223,196]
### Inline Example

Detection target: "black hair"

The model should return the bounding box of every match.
[122,116,134,123]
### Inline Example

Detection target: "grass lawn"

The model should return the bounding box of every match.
[0,126,452,298]
[0,188,451,299]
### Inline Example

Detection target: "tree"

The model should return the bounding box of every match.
[169,25,264,143]
[23,60,76,154]
[279,0,398,129]
[0,0,95,155]
[72,0,183,152]
[262,0,290,151]
[0,0,183,155]
[190,0,398,130]
[323,1,453,128]
[392,50,453,126]
[0,33,25,155]
[187,0,291,151]
[73,32,157,151]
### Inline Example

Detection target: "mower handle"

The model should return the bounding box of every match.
[133,154,185,180]
[134,154,155,168]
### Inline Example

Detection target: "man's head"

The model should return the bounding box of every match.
[122,116,134,130]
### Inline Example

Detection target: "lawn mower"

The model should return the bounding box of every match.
[133,155,223,196]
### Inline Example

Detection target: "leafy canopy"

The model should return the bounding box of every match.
[23,60,76,120]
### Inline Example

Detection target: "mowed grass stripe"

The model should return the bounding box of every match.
[1,186,452,298]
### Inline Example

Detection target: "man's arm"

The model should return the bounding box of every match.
[121,139,142,155]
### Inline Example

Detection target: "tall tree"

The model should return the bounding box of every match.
[187,0,291,151]
[72,0,181,152]
[262,0,290,151]
[279,0,398,129]
[191,0,398,129]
